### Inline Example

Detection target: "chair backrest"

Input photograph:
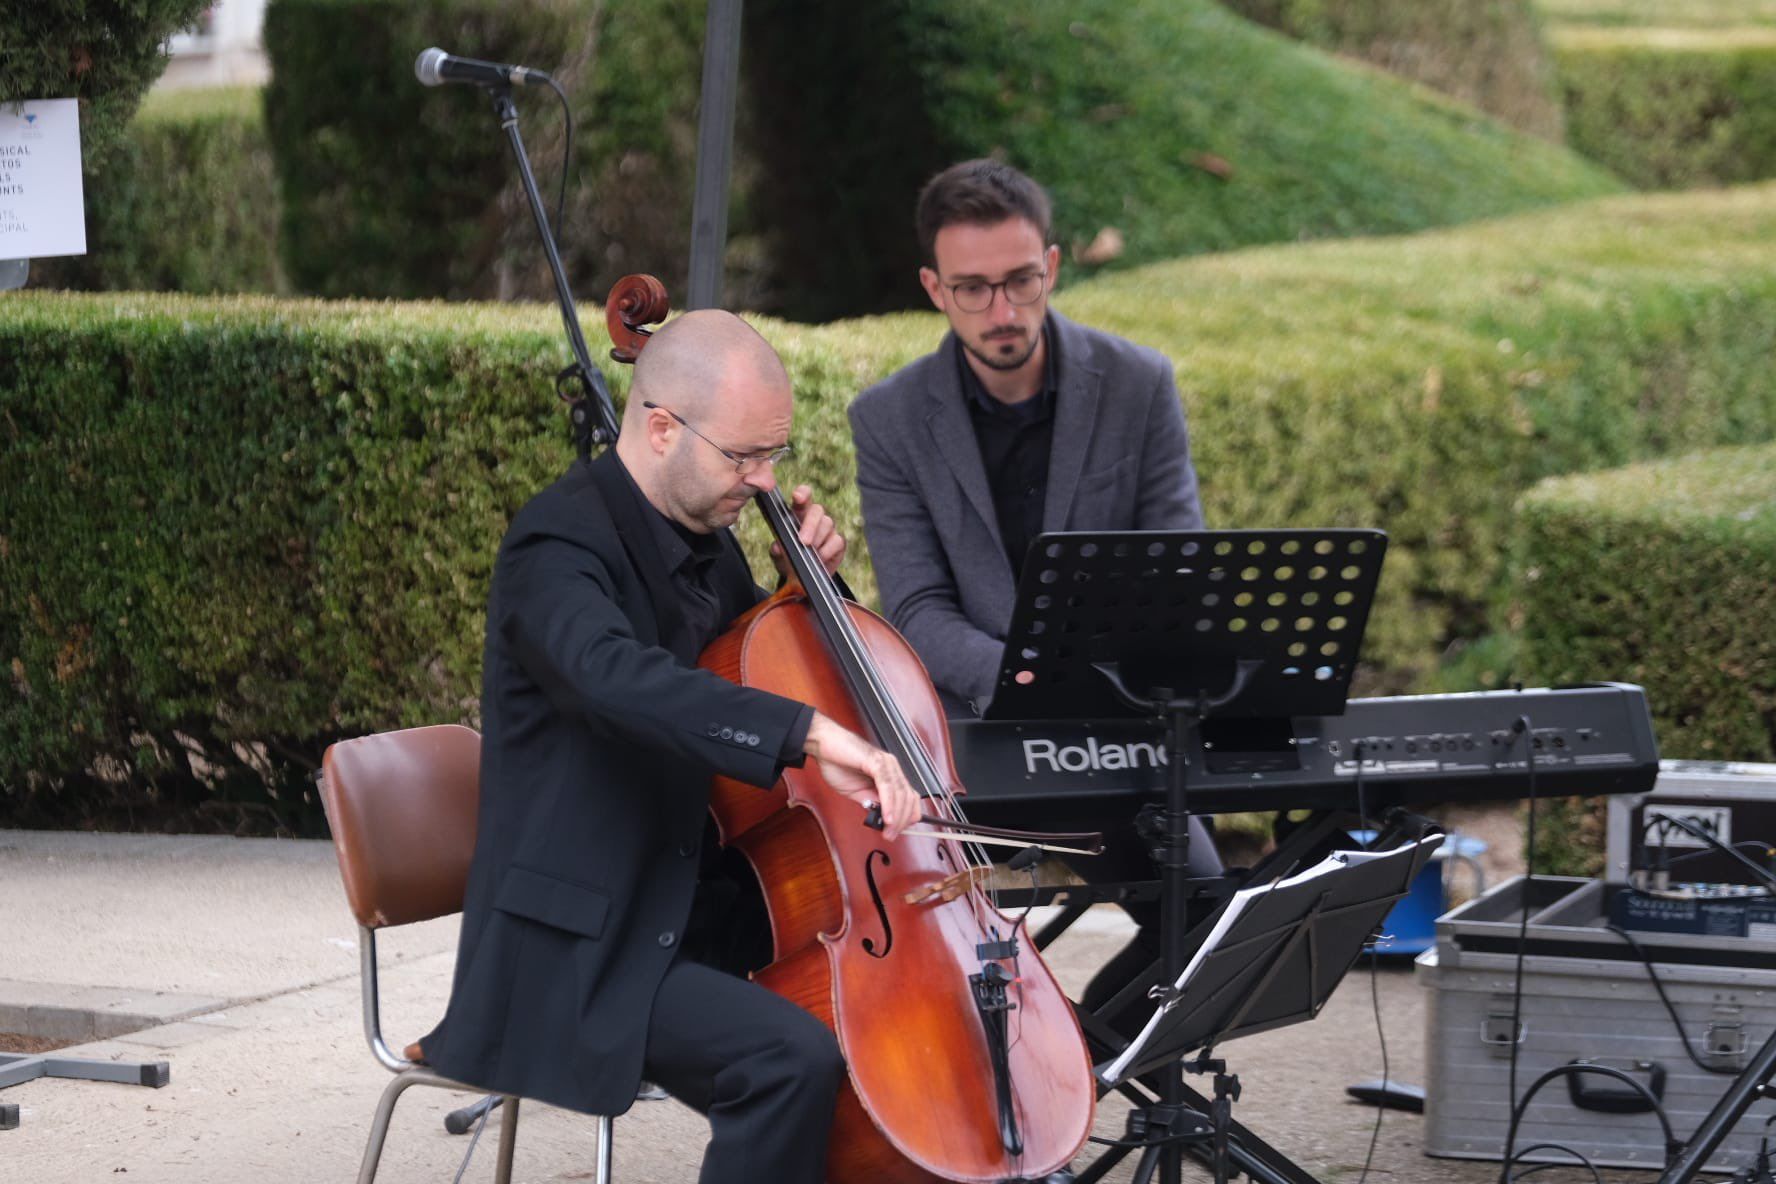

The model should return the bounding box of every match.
[319,724,482,930]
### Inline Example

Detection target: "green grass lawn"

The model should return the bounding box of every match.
[1540,0,1776,29]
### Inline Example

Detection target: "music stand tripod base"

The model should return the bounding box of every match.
[0,1050,171,1109]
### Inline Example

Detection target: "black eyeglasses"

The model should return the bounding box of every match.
[944,269,1048,313]
[642,401,793,475]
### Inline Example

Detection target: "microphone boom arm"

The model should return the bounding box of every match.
[471,77,620,456]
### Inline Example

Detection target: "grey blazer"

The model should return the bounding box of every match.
[849,311,1203,710]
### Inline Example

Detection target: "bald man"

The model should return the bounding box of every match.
[422,311,920,1184]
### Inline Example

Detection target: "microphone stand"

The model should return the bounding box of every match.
[485,85,620,459]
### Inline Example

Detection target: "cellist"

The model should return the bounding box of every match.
[421,309,922,1184]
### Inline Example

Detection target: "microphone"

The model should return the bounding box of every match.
[414,47,554,89]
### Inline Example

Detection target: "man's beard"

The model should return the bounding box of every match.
[964,327,1040,372]
[664,451,750,531]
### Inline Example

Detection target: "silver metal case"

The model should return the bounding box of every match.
[1420,875,1776,1173]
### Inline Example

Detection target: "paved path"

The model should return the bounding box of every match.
[0,830,1644,1182]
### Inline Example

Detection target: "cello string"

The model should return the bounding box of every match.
[761,487,1035,1173]
[759,488,1003,911]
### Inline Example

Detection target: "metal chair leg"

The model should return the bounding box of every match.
[596,1113,614,1184]
[357,1069,499,1184]
[494,1096,521,1184]
[358,1070,427,1184]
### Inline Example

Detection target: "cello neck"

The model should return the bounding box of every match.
[756,487,946,800]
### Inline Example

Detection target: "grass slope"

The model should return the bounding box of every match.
[744,0,1623,320]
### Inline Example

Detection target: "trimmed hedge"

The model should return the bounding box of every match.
[262,0,722,304]
[29,87,284,295]
[1555,31,1776,189]
[1514,443,1776,762]
[1220,0,1565,140]
[7,183,1776,817]
[1511,439,1776,876]
[743,0,1619,321]
[0,295,574,828]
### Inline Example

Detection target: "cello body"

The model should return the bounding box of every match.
[700,590,1096,1183]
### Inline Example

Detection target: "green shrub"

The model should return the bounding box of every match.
[1058,184,1776,683]
[743,0,1619,321]
[6,183,1776,817]
[0,0,209,170]
[1510,439,1776,876]
[0,293,576,827]
[262,0,721,303]
[1513,443,1776,761]
[1555,31,1776,189]
[1220,0,1565,140]
[29,87,284,295]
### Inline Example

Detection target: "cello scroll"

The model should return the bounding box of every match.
[605,273,670,363]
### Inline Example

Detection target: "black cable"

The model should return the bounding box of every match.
[452,1092,494,1184]
[1504,1143,1605,1184]
[1355,944,1387,1184]
[1607,923,1749,1076]
[1351,740,1372,850]
[1506,713,1537,1142]
[543,76,574,236]
[1496,1062,1677,1184]
[1669,840,1776,870]
[1640,815,1776,894]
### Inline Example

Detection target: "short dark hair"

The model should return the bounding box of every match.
[915,159,1052,266]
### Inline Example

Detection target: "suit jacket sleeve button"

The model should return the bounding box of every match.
[746,733,760,747]
[658,931,677,948]
[707,723,720,736]
[677,841,696,858]
[720,727,734,740]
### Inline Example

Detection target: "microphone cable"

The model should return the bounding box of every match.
[1505,712,1537,1143]
[541,76,575,238]
[1349,738,1386,1184]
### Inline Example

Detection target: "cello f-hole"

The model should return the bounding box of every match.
[860,849,894,959]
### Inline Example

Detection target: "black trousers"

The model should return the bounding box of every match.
[642,956,845,1184]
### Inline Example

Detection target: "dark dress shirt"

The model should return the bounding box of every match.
[611,458,811,757]
[960,320,1060,573]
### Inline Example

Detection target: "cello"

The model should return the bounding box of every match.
[603,276,1098,1183]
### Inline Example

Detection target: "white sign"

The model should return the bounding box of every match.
[1643,802,1733,850]
[0,99,87,259]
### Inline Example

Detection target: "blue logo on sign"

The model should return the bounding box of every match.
[23,114,37,125]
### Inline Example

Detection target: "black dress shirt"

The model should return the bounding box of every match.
[959,320,1060,572]
[612,458,812,758]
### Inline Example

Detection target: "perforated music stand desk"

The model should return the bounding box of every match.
[986,529,1386,723]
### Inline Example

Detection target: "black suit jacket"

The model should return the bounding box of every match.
[425,451,807,1116]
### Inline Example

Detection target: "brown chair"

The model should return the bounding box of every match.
[318,724,613,1184]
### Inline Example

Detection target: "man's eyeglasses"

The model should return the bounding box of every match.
[642,401,793,475]
[944,269,1048,314]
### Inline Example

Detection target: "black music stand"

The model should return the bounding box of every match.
[987,528,1388,1184]
[1097,836,1442,1182]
